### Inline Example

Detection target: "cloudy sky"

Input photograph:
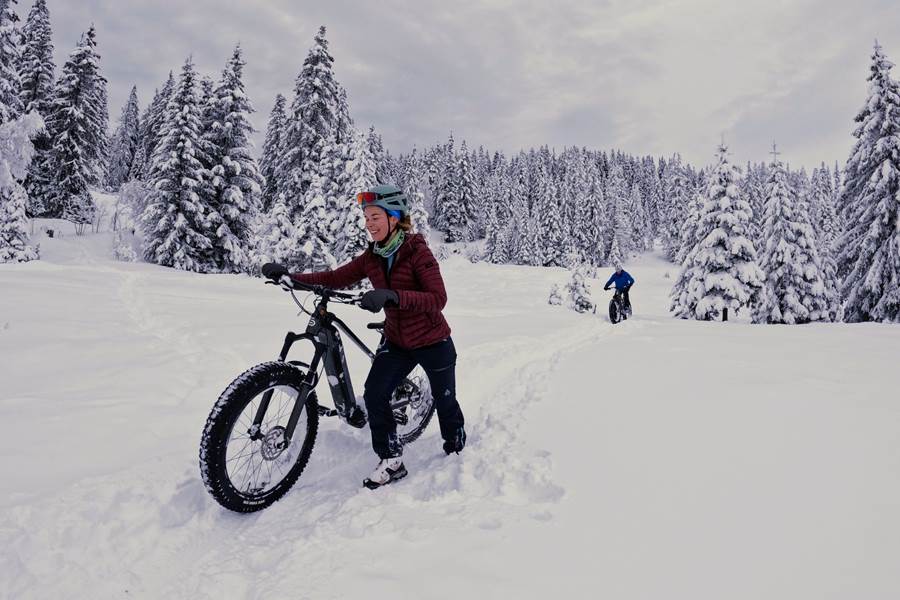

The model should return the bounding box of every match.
[42,0,900,171]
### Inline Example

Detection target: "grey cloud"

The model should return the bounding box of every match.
[35,0,900,170]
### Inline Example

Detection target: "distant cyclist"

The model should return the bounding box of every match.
[603,264,635,314]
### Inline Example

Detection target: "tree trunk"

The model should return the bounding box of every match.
[723,307,729,322]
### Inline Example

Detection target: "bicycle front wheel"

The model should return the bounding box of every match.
[200,361,319,512]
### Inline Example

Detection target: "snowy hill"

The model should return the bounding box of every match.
[1,233,898,599]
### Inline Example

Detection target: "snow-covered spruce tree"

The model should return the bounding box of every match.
[669,143,763,321]
[259,93,286,212]
[431,132,456,232]
[334,126,376,260]
[0,111,42,262]
[661,155,690,260]
[106,85,140,191]
[132,72,174,181]
[753,154,830,324]
[548,282,563,306]
[18,0,53,117]
[200,45,262,273]
[605,163,632,262]
[140,57,213,272]
[811,166,841,320]
[279,25,341,220]
[565,263,596,313]
[537,171,566,267]
[674,172,705,265]
[399,148,430,238]
[835,42,900,322]
[44,25,108,230]
[0,0,22,124]
[289,172,335,271]
[628,184,649,252]
[444,139,475,243]
[606,234,623,268]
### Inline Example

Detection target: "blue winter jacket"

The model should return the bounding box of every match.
[604,270,634,290]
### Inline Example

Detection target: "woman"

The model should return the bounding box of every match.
[261,184,466,490]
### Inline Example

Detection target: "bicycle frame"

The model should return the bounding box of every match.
[249,293,378,445]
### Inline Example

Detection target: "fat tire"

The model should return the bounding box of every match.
[199,361,318,513]
[609,298,621,324]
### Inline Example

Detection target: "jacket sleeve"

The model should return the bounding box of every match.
[625,271,635,286]
[604,274,615,288]
[289,253,367,290]
[397,244,447,313]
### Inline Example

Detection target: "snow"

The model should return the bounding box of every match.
[1,233,899,599]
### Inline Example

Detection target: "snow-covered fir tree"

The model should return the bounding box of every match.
[753,151,830,324]
[0,110,42,262]
[670,143,763,321]
[661,155,690,260]
[0,0,22,124]
[565,263,596,313]
[605,163,632,262]
[18,0,53,117]
[106,85,140,191]
[607,235,623,268]
[132,72,174,181]
[200,45,262,273]
[44,25,108,229]
[444,139,475,243]
[279,25,341,219]
[140,57,212,271]
[259,93,286,212]
[835,41,900,322]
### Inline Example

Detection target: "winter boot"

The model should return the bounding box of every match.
[443,427,467,455]
[363,457,407,490]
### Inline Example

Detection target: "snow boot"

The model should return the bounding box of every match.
[443,427,467,455]
[363,457,407,490]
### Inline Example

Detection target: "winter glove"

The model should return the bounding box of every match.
[360,289,399,313]
[603,285,610,291]
[262,262,289,280]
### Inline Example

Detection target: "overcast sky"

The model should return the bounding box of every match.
[42,0,900,171]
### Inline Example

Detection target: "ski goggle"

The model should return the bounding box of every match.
[356,190,403,205]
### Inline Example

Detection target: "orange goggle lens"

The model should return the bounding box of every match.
[357,192,378,205]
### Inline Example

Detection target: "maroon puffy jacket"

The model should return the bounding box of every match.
[289,233,451,350]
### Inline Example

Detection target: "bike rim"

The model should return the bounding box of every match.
[224,385,309,497]
[392,367,433,438]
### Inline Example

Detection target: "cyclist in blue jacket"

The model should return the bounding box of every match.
[603,264,635,313]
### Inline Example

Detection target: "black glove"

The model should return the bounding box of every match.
[360,289,399,313]
[262,262,289,280]
[603,285,610,291]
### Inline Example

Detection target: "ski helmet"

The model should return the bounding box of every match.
[356,184,409,218]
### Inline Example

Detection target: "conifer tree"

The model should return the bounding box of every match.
[132,72,174,181]
[835,42,900,322]
[200,45,262,273]
[18,0,53,118]
[44,25,108,229]
[106,85,140,190]
[140,57,212,271]
[753,152,830,324]
[280,25,340,218]
[259,93,286,212]
[670,143,763,320]
[0,111,42,262]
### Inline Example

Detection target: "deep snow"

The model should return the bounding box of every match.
[1,227,898,599]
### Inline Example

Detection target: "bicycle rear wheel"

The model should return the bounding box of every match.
[200,361,318,512]
[391,365,435,445]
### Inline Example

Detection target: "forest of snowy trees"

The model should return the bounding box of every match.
[0,0,897,323]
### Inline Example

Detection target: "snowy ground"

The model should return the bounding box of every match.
[1,226,898,599]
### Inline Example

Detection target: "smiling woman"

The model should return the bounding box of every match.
[261,184,467,489]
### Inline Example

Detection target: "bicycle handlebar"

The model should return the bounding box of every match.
[264,276,362,304]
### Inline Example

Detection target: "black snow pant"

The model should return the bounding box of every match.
[363,337,465,459]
